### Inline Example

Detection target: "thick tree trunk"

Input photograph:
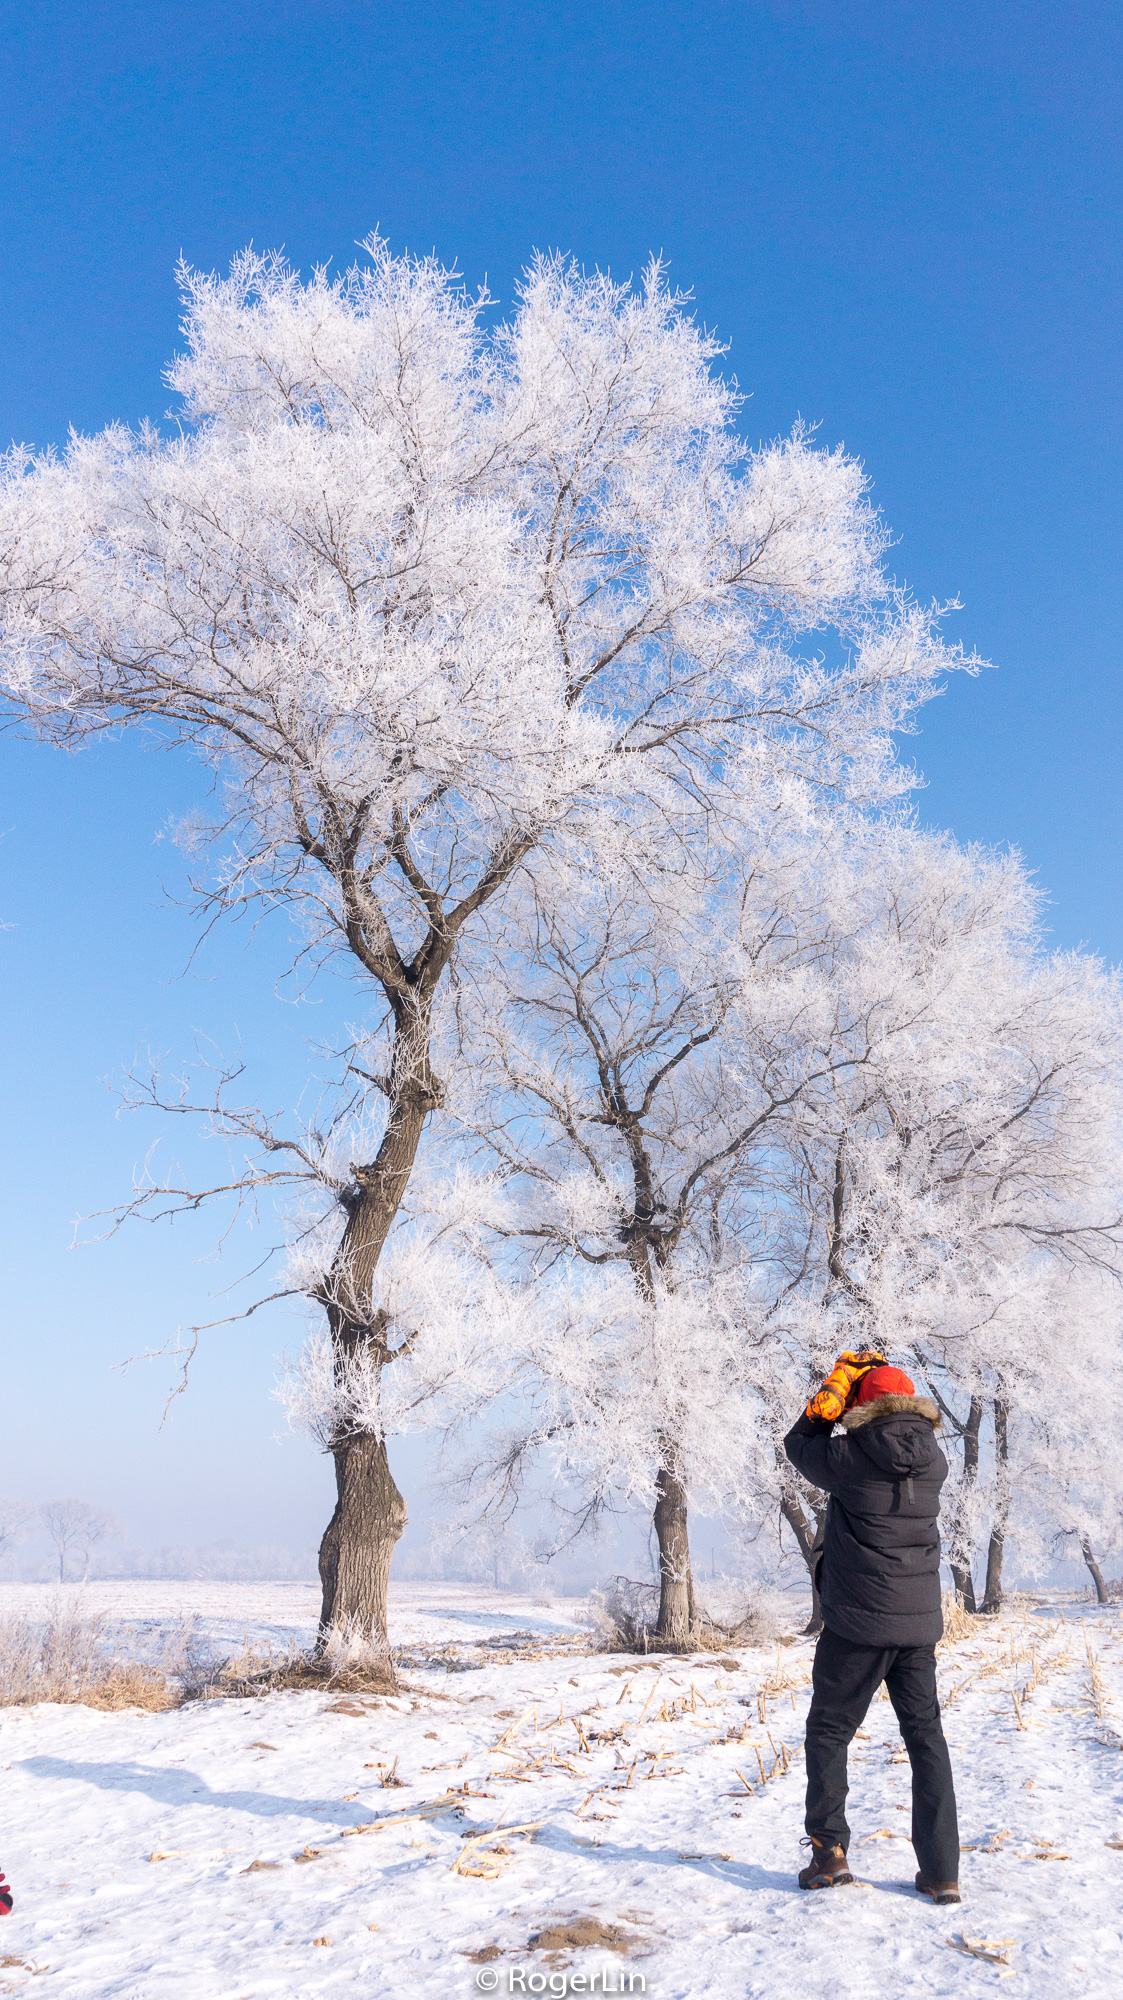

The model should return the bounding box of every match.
[317,1432,407,1679]
[1080,1536,1109,1605]
[948,1394,983,1612]
[652,1447,696,1649]
[317,990,440,1667]
[979,1396,1010,1614]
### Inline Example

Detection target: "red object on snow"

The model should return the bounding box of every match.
[0,1871,12,1916]
[855,1363,916,1404]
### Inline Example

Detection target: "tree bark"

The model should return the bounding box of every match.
[1080,1536,1109,1605]
[979,1531,1004,1613]
[619,1151,701,1649]
[780,1487,824,1636]
[316,987,441,1669]
[651,1446,696,1649]
[948,1394,982,1613]
[979,1396,1009,1614]
[949,1561,976,1614]
[807,1514,826,1635]
[317,1432,408,1679]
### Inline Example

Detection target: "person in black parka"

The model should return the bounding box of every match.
[784,1352,961,1902]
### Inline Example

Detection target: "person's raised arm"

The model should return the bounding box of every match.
[783,1349,886,1486]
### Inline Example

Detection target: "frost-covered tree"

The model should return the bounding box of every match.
[39,1499,123,1582]
[729,828,1123,1613]
[450,826,1123,1630]
[447,871,754,1645]
[0,1499,35,1563]
[445,835,873,1645]
[0,239,972,1664]
[1042,1304,1123,1600]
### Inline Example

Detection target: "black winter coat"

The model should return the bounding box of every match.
[784,1392,948,1647]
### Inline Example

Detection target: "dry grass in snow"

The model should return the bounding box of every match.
[0,1604,183,1713]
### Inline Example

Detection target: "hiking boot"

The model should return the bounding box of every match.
[915,1872,961,1904]
[798,1837,853,1889]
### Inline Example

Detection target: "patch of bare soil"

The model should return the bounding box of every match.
[528,1917,644,1957]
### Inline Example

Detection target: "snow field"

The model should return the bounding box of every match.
[0,1588,1121,1997]
[0,1581,584,1664]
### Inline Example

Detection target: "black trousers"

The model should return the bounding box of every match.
[804,1626,960,1884]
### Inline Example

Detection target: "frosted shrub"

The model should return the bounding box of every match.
[588,1577,662,1653]
[701,1583,788,1647]
[587,1574,778,1652]
[317,1616,398,1679]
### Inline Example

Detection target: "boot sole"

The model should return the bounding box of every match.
[799,1871,854,1890]
[915,1877,961,1905]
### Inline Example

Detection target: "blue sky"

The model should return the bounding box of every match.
[1,1,1119,1563]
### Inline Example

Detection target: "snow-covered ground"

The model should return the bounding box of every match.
[0,1580,583,1661]
[0,1583,1121,1997]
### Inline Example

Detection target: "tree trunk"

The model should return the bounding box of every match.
[317,1432,407,1679]
[618,1170,700,1650]
[1080,1535,1109,1605]
[651,1446,696,1649]
[979,1396,1009,1614]
[950,1559,977,1615]
[317,989,440,1668]
[979,1530,1004,1614]
[780,1487,824,1636]
[948,1394,983,1612]
[807,1513,826,1633]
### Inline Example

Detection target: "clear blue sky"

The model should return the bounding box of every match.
[1,1,1119,1561]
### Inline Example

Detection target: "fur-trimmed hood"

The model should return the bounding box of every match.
[841,1392,941,1431]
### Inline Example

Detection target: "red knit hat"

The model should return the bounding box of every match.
[856,1363,915,1405]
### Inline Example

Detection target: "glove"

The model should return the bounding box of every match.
[806,1349,887,1423]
